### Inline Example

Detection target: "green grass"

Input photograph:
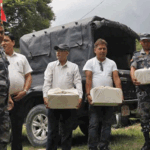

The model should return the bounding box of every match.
[7,123,145,150]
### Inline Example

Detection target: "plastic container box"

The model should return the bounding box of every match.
[90,86,123,106]
[48,88,79,109]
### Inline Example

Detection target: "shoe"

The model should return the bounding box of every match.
[89,147,98,150]
[141,143,150,150]
[100,146,111,150]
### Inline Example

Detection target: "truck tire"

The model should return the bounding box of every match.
[112,113,130,128]
[26,104,48,147]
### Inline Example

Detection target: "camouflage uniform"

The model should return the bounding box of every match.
[131,49,150,149]
[0,46,10,150]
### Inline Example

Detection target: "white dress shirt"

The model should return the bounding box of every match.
[83,57,118,88]
[43,60,83,98]
[6,52,33,94]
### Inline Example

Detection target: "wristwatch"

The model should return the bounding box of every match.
[23,89,27,94]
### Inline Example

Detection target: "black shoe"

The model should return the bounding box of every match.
[89,147,98,150]
[100,146,111,150]
[141,143,150,150]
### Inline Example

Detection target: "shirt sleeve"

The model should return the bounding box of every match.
[73,65,83,99]
[43,63,53,98]
[23,56,33,75]
[130,55,137,69]
[83,60,93,72]
[112,61,118,72]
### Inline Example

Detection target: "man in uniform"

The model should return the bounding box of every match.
[83,39,122,150]
[130,33,150,150]
[0,22,13,150]
[43,44,83,150]
[2,33,32,150]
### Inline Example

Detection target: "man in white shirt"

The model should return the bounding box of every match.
[43,44,83,150]
[83,39,122,150]
[2,33,32,150]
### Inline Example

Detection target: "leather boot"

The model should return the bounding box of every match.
[141,132,150,150]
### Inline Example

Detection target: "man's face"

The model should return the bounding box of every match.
[2,35,15,54]
[0,26,4,44]
[140,39,150,51]
[56,50,69,61]
[94,44,107,60]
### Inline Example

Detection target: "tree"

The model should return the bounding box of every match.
[3,0,55,47]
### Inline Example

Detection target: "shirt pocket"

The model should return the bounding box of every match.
[15,61,24,75]
[66,72,74,83]
[137,59,144,69]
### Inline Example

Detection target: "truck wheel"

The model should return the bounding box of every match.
[121,115,131,126]
[112,113,130,128]
[26,104,48,147]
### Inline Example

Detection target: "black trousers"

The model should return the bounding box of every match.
[46,109,77,150]
[9,99,25,150]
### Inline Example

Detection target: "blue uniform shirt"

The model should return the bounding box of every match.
[131,49,150,69]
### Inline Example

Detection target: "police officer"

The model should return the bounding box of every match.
[130,33,150,150]
[0,22,13,149]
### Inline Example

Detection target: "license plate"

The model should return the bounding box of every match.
[121,105,130,116]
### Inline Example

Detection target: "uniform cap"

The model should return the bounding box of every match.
[54,44,69,51]
[140,33,150,40]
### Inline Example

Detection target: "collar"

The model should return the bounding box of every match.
[96,56,107,64]
[56,60,68,67]
[140,49,150,55]
[6,51,17,57]
[140,49,146,54]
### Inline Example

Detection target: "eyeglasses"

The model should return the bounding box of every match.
[99,62,103,71]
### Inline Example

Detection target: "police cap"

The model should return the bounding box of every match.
[140,33,150,41]
[54,44,69,51]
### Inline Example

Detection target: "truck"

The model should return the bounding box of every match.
[19,16,139,147]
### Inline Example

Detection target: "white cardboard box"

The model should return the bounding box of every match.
[90,86,123,106]
[47,88,79,109]
[134,68,150,84]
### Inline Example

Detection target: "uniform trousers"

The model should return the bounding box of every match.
[9,98,25,150]
[88,105,114,150]
[136,86,150,133]
[46,109,77,150]
[0,110,10,150]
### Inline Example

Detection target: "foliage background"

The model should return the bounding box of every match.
[3,0,55,47]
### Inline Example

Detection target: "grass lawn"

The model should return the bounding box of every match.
[7,122,145,150]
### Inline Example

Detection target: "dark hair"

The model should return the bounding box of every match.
[4,32,15,41]
[94,38,107,48]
